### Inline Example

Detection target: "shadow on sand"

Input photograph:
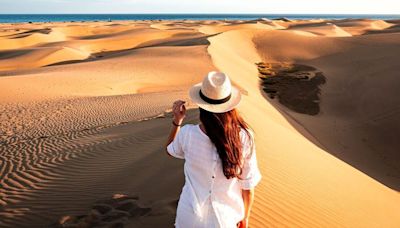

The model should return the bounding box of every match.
[257,61,400,191]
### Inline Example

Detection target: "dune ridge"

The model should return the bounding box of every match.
[207,26,400,227]
[1,19,400,227]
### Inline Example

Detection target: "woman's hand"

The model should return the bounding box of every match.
[237,218,249,228]
[172,100,186,125]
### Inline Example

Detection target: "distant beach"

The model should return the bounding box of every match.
[0,14,399,23]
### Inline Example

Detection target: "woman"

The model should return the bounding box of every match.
[165,71,262,228]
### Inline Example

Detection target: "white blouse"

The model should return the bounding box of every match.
[167,124,262,228]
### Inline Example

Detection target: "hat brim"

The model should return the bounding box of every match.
[189,83,242,113]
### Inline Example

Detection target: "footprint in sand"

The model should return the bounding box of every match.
[51,194,152,228]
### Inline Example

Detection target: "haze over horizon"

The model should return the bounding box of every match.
[1,0,399,14]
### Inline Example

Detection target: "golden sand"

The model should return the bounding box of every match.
[0,19,399,227]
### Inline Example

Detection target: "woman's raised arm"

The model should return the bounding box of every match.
[165,100,186,155]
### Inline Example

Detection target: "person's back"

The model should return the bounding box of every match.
[165,71,262,228]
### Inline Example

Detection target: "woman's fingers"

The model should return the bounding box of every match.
[180,104,186,114]
[172,100,186,121]
[176,100,185,107]
[174,100,183,104]
[173,105,181,113]
[173,105,179,113]
[181,104,186,113]
[172,100,184,108]
[173,101,185,110]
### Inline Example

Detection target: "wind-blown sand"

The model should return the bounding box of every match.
[0,19,399,227]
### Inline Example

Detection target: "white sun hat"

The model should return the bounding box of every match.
[189,71,242,113]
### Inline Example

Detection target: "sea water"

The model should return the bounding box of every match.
[0,14,399,23]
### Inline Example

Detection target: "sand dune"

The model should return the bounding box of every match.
[208,27,400,227]
[150,20,208,30]
[0,46,90,71]
[0,45,213,103]
[0,26,210,72]
[198,22,274,35]
[288,22,352,37]
[52,23,140,38]
[332,19,394,35]
[287,33,400,190]
[252,30,352,61]
[0,29,66,51]
[1,19,399,227]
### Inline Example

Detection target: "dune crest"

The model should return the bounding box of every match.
[0,30,66,51]
[0,46,90,71]
[333,19,395,35]
[288,22,352,37]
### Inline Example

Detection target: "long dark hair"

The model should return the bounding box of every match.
[199,107,252,179]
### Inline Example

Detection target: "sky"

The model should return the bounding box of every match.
[0,0,399,14]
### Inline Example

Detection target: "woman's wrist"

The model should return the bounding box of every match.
[172,120,181,127]
[173,117,183,126]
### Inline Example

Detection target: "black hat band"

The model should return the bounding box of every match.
[199,89,231,104]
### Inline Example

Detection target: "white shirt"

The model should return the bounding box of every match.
[167,124,262,228]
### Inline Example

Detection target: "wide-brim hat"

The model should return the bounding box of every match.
[189,71,241,113]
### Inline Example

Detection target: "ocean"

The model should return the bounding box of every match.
[0,14,399,23]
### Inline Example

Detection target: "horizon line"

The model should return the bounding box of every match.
[1,13,399,15]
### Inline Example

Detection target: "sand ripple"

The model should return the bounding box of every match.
[0,91,190,227]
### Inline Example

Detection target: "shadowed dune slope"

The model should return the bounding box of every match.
[207,28,400,227]
[253,30,400,190]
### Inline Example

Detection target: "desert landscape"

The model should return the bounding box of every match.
[0,18,400,227]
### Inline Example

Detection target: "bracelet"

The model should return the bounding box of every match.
[172,120,181,127]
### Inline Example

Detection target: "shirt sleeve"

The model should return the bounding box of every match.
[166,125,188,159]
[239,130,262,190]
